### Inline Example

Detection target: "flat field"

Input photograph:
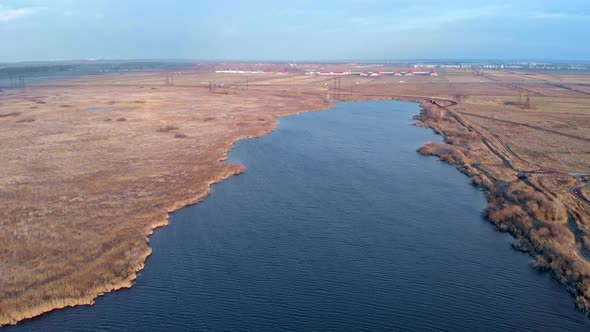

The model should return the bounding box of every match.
[1,66,589,325]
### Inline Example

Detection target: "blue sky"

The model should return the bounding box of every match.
[1,0,589,62]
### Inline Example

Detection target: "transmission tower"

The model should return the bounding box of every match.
[165,72,175,86]
[333,76,342,99]
[8,75,25,88]
[519,92,531,109]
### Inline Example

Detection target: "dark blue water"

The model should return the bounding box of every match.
[11,101,590,331]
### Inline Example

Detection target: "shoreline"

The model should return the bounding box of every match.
[0,95,334,327]
[3,93,589,325]
[413,99,590,314]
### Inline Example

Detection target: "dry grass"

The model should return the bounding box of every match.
[156,125,179,132]
[0,78,331,325]
[0,112,21,117]
[1,67,590,325]
[415,88,590,315]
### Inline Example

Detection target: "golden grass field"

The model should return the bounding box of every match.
[1,65,589,325]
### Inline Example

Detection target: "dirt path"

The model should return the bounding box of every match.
[458,112,590,143]
[429,100,590,210]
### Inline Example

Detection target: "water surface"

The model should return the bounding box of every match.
[11,101,590,331]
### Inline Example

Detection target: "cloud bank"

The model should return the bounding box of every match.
[0,6,37,22]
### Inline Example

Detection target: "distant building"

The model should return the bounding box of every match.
[215,70,264,74]
[319,71,349,76]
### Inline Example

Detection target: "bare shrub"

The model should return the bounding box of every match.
[535,224,571,241]
[439,149,467,164]
[507,182,564,222]
[533,256,550,270]
[174,133,188,139]
[16,117,35,123]
[0,112,21,117]
[418,142,467,164]
[486,204,526,224]
[417,143,436,155]
[576,296,590,312]
[157,125,179,132]
[116,117,126,122]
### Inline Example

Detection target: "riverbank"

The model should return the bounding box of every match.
[2,67,590,325]
[0,85,333,326]
[414,99,590,313]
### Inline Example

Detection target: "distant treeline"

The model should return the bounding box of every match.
[0,61,194,81]
[0,61,195,88]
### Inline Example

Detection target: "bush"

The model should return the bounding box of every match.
[157,125,179,132]
[507,182,564,222]
[487,204,526,224]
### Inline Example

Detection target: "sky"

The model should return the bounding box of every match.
[1,0,589,62]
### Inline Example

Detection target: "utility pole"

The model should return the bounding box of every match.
[333,76,342,100]
[519,92,530,109]
[165,72,175,86]
[8,74,25,88]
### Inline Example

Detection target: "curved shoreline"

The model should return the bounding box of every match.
[413,99,590,315]
[4,93,590,325]
[0,97,334,327]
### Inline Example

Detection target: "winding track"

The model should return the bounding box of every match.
[457,112,590,143]
[429,100,590,208]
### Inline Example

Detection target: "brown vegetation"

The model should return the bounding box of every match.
[415,90,590,316]
[156,125,179,132]
[15,117,35,123]
[1,66,590,325]
[0,112,21,117]
[0,76,331,326]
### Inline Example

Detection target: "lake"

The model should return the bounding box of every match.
[10,100,590,331]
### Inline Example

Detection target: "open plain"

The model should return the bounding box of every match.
[1,64,590,325]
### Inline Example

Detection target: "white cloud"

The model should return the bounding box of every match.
[0,6,37,22]
[347,6,500,33]
[527,11,590,20]
[346,5,590,34]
